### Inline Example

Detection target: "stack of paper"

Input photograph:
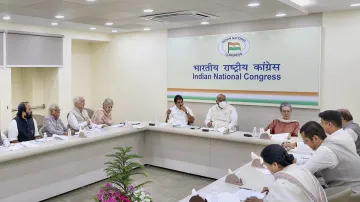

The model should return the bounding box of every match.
[133,125,145,129]
[53,134,69,140]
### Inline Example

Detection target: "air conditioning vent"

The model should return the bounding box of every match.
[139,10,219,23]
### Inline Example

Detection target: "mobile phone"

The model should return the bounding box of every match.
[244,134,253,137]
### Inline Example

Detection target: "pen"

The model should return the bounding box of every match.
[239,187,255,191]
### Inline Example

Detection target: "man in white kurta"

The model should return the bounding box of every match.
[204,94,238,130]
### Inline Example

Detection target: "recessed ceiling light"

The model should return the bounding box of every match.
[51,22,58,26]
[86,0,96,2]
[276,13,287,17]
[350,3,360,7]
[143,27,151,31]
[3,16,10,20]
[90,27,96,30]
[143,9,154,13]
[248,3,260,7]
[105,22,114,26]
[201,21,209,25]
[55,15,64,19]
[112,30,118,33]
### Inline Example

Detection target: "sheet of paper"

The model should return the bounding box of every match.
[271,133,289,141]
[20,141,39,148]
[130,121,140,125]
[255,168,272,175]
[235,189,266,201]
[110,124,125,128]
[291,153,311,160]
[216,127,236,133]
[0,143,24,152]
[133,125,145,129]
[53,134,69,140]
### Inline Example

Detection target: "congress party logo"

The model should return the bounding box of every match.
[218,36,250,57]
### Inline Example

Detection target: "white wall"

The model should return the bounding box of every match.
[71,40,93,109]
[11,68,58,117]
[91,31,168,124]
[322,10,360,121]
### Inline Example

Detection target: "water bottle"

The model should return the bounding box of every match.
[68,128,72,139]
[44,133,47,142]
[211,187,218,202]
[252,127,257,137]
[155,116,159,126]
[214,124,218,132]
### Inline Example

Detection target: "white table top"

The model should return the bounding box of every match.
[0,122,301,163]
[179,163,274,202]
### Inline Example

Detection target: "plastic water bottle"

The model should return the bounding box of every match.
[44,133,47,142]
[214,124,218,132]
[155,116,159,126]
[211,187,218,202]
[252,127,257,137]
[68,128,72,139]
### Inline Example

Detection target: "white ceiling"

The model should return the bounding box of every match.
[0,0,358,33]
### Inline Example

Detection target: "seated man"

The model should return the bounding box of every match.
[68,96,91,132]
[92,98,114,126]
[265,102,300,137]
[204,94,238,130]
[0,130,10,147]
[8,102,40,143]
[43,104,68,136]
[338,109,360,155]
[166,95,194,125]
[287,111,360,193]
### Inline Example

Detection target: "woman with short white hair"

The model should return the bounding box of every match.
[91,98,114,126]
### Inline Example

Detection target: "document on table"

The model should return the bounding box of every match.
[271,133,290,141]
[291,153,311,160]
[133,125,145,129]
[216,127,236,134]
[110,124,125,128]
[235,188,266,201]
[20,141,39,148]
[53,134,69,140]
[0,143,24,152]
[255,168,272,175]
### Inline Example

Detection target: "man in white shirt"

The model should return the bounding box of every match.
[338,109,360,155]
[8,102,40,143]
[67,96,91,132]
[286,111,360,192]
[166,95,194,125]
[204,94,238,130]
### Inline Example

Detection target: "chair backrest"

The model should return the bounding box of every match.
[38,127,44,137]
[85,108,94,119]
[33,114,45,129]
[326,186,352,202]
[3,130,8,138]
[349,192,360,202]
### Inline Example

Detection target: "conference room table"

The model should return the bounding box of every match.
[0,122,301,202]
[179,162,274,202]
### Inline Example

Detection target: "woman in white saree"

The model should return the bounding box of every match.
[246,144,327,202]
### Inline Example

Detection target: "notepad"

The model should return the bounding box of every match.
[216,127,236,134]
[235,189,266,201]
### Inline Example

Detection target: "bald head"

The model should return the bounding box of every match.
[216,94,226,103]
[338,109,353,123]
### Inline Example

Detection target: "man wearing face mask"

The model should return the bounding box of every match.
[166,95,195,125]
[8,102,41,143]
[204,94,238,130]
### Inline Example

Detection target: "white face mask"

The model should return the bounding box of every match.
[218,101,228,109]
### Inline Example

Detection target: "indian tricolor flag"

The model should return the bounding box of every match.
[228,42,241,53]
